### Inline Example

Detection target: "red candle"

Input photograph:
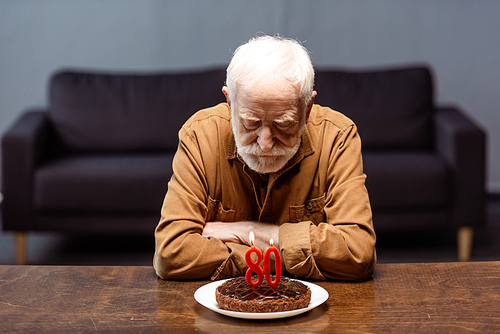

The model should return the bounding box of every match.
[263,238,281,288]
[245,231,263,287]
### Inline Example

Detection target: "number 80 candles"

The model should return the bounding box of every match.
[245,231,282,288]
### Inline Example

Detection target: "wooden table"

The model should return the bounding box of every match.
[0,262,499,333]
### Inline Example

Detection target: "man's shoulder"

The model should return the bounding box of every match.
[182,103,231,131]
[308,104,355,132]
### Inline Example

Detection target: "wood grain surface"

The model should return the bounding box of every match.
[0,262,499,333]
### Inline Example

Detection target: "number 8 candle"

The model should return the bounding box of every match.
[263,238,282,287]
[245,231,263,287]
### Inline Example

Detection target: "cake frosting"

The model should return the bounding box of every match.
[215,276,311,313]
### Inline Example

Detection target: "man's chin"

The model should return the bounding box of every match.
[243,154,289,174]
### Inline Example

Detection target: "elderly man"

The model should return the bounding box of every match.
[154,35,376,281]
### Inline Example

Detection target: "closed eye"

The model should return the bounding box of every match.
[243,119,261,130]
[274,120,296,130]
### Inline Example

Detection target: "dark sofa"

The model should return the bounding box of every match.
[1,65,486,264]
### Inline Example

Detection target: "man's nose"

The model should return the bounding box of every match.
[257,126,275,152]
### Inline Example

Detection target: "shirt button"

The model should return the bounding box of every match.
[306,202,313,211]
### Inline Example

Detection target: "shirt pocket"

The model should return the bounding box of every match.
[206,197,236,222]
[289,195,325,224]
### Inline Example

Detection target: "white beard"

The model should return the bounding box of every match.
[232,120,304,174]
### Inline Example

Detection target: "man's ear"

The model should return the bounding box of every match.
[305,91,317,121]
[222,86,231,109]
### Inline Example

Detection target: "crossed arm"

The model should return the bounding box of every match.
[201,221,279,253]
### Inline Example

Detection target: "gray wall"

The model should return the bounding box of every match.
[1,0,499,192]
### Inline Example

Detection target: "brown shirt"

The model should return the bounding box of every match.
[154,103,376,281]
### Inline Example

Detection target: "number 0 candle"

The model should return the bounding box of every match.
[245,231,263,287]
[263,238,282,288]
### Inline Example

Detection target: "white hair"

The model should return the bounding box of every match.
[225,35,315,107]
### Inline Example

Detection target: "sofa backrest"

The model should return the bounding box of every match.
[49,66,434,152]
[49,68,227,152]
[314,66,434,150]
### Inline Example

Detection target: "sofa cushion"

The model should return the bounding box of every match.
[33,154,172,212]
[49,69,226,152]
[363,152,450,209]
[314,66,434,149]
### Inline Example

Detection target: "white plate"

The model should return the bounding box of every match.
[194,278,329,319]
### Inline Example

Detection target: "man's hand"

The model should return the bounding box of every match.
[202,221,279,252]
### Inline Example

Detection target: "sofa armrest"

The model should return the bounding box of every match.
[434,106,486,227]
[1,110,50,230]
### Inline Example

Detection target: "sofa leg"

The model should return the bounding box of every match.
[457,226,474,262]
[14,232,27,265]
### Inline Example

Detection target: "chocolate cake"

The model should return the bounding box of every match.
[215,276,311,313]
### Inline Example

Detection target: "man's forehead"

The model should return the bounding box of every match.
[239,77,299,95]
[235,84,301,110]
